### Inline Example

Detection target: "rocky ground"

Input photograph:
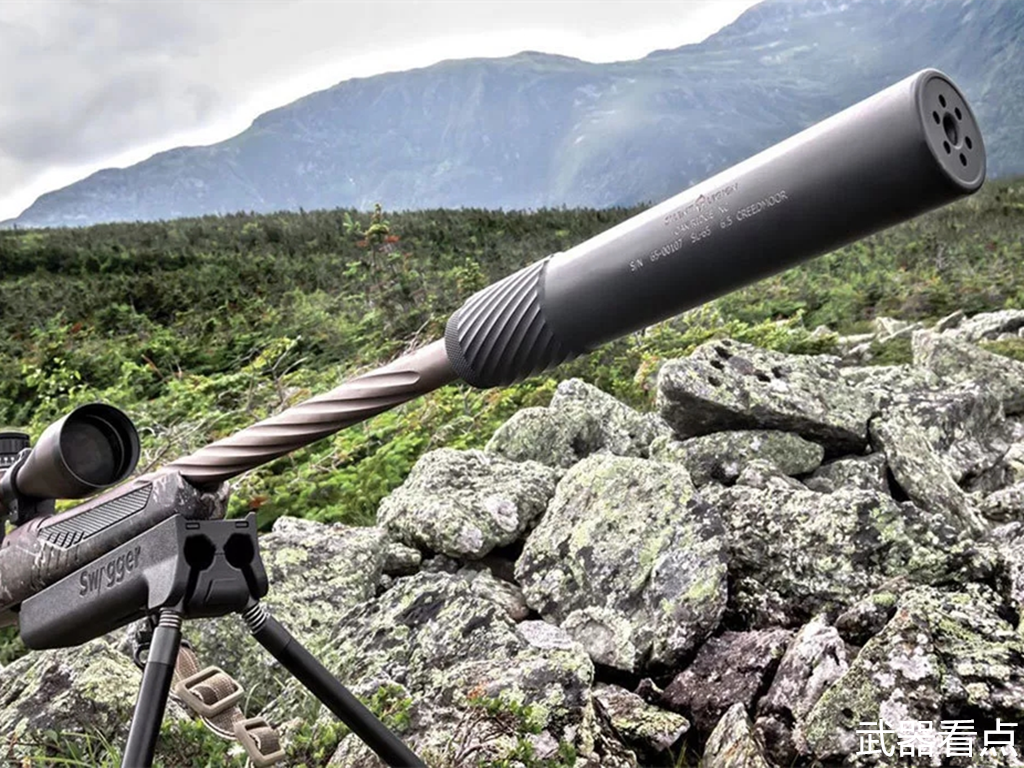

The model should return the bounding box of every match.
[6,309,1024,766]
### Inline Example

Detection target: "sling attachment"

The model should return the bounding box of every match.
[171,644,286,767]
[129,619,284,767]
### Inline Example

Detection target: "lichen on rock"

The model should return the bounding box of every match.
[803,584,1024,766]
[377,447,558,559]
[703,483,956,627]
[648,429,823,487]
[515,454,727,672]
[656,338,875,453]
[486,378,669,468]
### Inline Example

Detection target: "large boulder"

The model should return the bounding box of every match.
[593,683,689,754]
[702,703,772,768]
[266,571,602,765]
[913,329,1024,414]
[803,585,1024,766]
[0,639,158,760]
[702,484,956,628]
[656,339,874,454]
[660,629,792,733]
[648,429,824,487]
[754,617,850,764]
[188,516,388,712]
[804,452,889,495]
[942,309,1024,343]
[869,385,1005,534]
[377,448,558,559]
[838,364,945,410]
[515,455,728,672]
[486,378,668,469]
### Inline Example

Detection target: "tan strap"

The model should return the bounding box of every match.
[171,644,286,765]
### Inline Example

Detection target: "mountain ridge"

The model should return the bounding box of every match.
[6,0,1024,229]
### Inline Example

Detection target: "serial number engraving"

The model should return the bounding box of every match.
[630,185,789,275]
[78,546,142,596]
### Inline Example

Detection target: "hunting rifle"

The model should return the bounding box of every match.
[0,69,986,766]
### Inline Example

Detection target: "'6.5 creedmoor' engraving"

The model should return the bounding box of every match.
[78,546,142,596]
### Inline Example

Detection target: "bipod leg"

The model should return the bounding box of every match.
[241,601,426,768]
[123,609,183,768]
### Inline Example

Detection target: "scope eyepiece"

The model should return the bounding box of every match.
[0,403,140,526]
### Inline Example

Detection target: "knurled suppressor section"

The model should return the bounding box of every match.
[444,257,582,388]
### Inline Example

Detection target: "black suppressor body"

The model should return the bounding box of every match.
[445,68,984,387]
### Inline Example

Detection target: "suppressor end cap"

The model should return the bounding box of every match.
[916,69,985,191]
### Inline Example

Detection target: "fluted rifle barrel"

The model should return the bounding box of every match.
[170,68,984,487]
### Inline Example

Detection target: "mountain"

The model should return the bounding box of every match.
[7,0,1024,229]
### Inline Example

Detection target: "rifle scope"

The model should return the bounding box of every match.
[165,68,985,485]
[0,403,140,525]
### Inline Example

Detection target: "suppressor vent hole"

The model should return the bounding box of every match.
[955,107,962,120]
[965,136,973,150]
[932,111,940,124]
[960,153,967,167]
[939,94,947,108]
[943,113,959,146]
[943,141,951,154]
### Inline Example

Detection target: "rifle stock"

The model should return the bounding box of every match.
[0,68,985,633]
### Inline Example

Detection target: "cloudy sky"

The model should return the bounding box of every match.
[0,0,760,221]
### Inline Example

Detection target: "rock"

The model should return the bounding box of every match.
[648,430,823,487]
[562,607,641,671]
[803,584,1024,766]
[944,309,1024,343]
[703,484,956,628]
[383,541,422,576]
[869,386,1003,534]
[839,364,945,410]
[656,339,874,454]
[992,522,1024,616]
[913,329,1024,414]
[755,617,850,764]
[267,571,599,764]
[515,455,728,672]
[188,516,387,711]
[548,379,671,453]
[660,629,791,733]
[0,639,168,760]
[702,703,772,768]
[965,438,1024,495]
[377,448,557,559]
[833,586,902,646]
[593,683,689,753]
[804,453,889,495]
[981,481,1024,522]
[486,378,668,469]
[759,618,849,723]
[873,316,918,337]
[455,564,530,621]
[734,458,808,491]
[485,406,603,470]
[934,309,965,332]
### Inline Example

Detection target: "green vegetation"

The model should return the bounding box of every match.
[0,181,1023,762]
[0,180,1021,533]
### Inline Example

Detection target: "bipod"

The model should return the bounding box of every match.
[17,511,425,768]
